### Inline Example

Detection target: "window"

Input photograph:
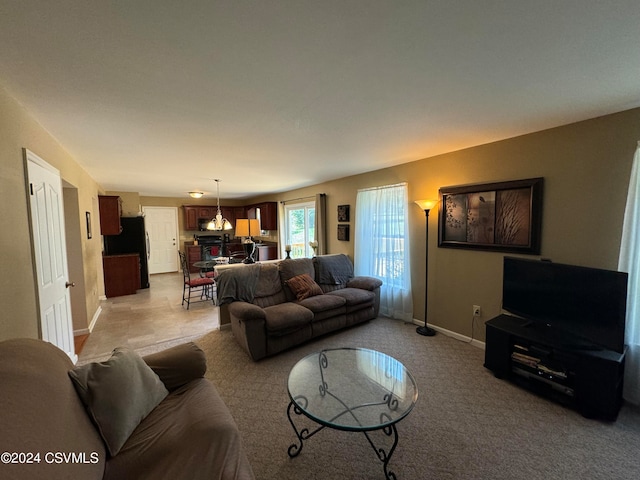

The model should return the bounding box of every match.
[355,183,413,320]
[284,201,316,258]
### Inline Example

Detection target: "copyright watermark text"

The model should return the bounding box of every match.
[1,451,100,464]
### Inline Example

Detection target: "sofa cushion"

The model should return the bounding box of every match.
[279,258,315,301]
[287,273,324,301]
[327,287,376,308]
[69,347,169,456]
[264,302,313,336]
[314,253,354,285]
[298,293,346,313]
[255,264,283,297]
[347,276,383,291]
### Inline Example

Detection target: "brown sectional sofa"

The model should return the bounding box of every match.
[216,254,382,361]
[0,338,255,480]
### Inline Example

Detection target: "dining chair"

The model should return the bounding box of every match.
[178,251,215,309]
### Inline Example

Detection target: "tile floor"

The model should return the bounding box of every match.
[78,272,220,363]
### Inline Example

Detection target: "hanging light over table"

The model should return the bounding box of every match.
[206,179,233,231]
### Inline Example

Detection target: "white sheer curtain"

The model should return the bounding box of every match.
[618,141,640,405]
[354,183,413,321]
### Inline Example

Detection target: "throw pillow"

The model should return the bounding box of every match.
[68,347,169,456]
[287,273,324,301]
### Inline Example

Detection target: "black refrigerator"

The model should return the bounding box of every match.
[103,217,150,289]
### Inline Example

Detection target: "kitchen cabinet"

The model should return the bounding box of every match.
[98,195,122,235]
[221,207,236,227]
[183,203,275,231]
[258,202,278,231]
[183,205,218,231]
[103,254,140,298]
[233,207,246,222]
[183,206,199,231]
[247,202,278,231]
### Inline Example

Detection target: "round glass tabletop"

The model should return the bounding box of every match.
[287,347,418,431]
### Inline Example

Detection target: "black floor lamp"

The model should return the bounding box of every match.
[415,199,438,336]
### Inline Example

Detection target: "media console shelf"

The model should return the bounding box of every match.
[484,314,626,420]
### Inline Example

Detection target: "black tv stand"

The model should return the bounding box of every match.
[484,314,626,420]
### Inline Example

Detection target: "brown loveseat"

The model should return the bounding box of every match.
[216,254,382,361]
[0,338,255,480]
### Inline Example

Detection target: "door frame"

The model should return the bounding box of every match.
[142,205,180,274]
[24,148,77,362]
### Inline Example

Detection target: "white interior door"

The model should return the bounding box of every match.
[143,206,179,274]
[26,149,76,362]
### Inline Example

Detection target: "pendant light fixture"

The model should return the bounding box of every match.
[206,179,233,231]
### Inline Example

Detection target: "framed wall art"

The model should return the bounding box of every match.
[337,224,350,241]
[338,204,350,222]
[438,177,543,254]
[86,211,92,239]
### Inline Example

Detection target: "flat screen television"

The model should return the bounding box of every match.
[502,257,627,353]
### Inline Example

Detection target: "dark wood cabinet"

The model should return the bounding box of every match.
[233,207,246,222]
[103,254,140,298]
[183,205,216,230]
[183,206,199,230]
[221,207,236,227]
[98,195,122,235]
[258,202,278,230]
[484,314,625,420]
[247,202,278,231]
[183,203,275,231]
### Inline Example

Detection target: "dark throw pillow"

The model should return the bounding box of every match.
[287,273,324,301]
[68,347,169,456]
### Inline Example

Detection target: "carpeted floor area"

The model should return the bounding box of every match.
[194,317,640,480]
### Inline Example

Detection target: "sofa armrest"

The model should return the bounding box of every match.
[228,301,267,322]
[228,302,268,361]
[143,342,206,391]
[347,276,383,291]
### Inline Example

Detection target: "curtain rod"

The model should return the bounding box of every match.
[280,194,324,204]
[357,182,407,192]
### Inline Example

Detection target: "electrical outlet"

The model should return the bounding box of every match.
[473,305,481,317]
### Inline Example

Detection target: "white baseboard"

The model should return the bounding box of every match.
[411,319,485,350]
[88,306,102,332]
[73,306,102,337]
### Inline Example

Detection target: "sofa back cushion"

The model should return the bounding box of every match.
[279,258,315,301]
[0,338,106,479]
[313,254,354,292]
[253,264,287,307]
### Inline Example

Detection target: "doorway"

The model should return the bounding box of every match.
[143,206,179,274]
[25,149,76,362]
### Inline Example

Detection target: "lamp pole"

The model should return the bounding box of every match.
[416,201,437,336]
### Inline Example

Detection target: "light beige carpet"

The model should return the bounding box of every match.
[194,317,640,480]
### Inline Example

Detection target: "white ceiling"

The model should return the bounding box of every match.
[1,1,639,199]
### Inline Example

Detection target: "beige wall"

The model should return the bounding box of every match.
[0,86,103,341]
[261,108,640,341]
[2,77,638,345]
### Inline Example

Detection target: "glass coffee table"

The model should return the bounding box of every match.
[287,348,418,479]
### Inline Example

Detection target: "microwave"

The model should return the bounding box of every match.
[198,218,211,231]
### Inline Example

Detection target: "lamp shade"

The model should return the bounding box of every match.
[414,199,438,211]
[235,219,260,237]
[189,191,204,198]
[235,219,249,237]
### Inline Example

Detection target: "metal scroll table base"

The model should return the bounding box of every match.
[286,394,401,480]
